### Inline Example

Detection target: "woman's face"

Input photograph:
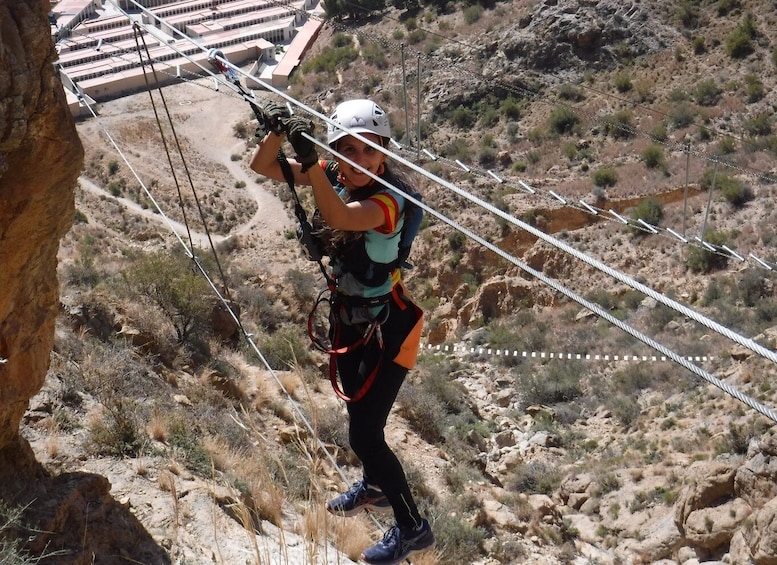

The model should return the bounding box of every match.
[335,133,385,189]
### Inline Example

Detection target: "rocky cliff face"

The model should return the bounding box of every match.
[0,0,83,475]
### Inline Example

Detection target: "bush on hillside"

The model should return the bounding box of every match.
[548,106,581,135]
[693,79,722,106]
[724,18,755,58]
[687,228,730,273]
[668,102,697,129]
[699,169,753,208]
[630,197,663,235]
[743,112,773,137]
[592,167,618,188]
[642,144,666,169]
[603,111,634,140]
[126,250,212,344]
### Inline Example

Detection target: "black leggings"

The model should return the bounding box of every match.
[336,308,423,530]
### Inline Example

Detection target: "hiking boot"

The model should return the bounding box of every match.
[326,480,392,517]
[361,519,435,565]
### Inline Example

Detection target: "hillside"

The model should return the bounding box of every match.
[10,0,777,564]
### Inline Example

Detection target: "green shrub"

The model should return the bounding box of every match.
[167,416,212,477]
[463,4,484,24]
[592,167,618,188]
[478,146,497,166]
[257,326,310,370]
[86,398,146,457]
[480,107,499,128]
[738,269,768,307]
[700,169,753,208]
[516,360,583,407]
[431,512,486,564]
[692,36,706,54]
[452,105,476,129]
[668,102,697,128]
[743,112,773,137]
[674,1,700,27]
[745,74,764,103]
[642,144,665,169]
[630,197,663,235]
[693,79,723,106]
[407,29,426,44]
[558,84,584,101]
[724,24,754,58]
[362,41,388,69]
[501,96,522,120]
[612,364,653,395]
[126,250,212,343]
[108,159,120,175]
[301,34,358,74]
[603,111,634,139]
[687,228,730,273]
[613,72,632,93]
[548,106,581,135]
[716,136,737,155]
[448,231,466,251]
[720,178,753,209]
[667,88,688,102]
[650,303,678,330]
[74,209,88,224]
[650,122,668,142]
[610,394,641,428]
[107,180,122,196]
[232,122,248,138]
[509,460,562,495]
[717,0,741,16]
[284,268,317,304]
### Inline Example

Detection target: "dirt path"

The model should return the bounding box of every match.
[76,76,296,264]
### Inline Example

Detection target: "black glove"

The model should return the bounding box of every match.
[287,116,318,172]
[264,101,290,135]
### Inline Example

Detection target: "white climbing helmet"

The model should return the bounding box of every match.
[326,99,391,146]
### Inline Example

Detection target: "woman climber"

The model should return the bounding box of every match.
[249,98,435,565]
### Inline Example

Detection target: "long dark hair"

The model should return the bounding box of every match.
[313,162,415,257]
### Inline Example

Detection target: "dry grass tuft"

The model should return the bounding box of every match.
[147,407,168,442]
[331,517,373,562]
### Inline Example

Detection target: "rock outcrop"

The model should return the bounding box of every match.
[0,1,83,474]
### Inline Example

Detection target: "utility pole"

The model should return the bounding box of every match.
[416,52,421,160]
[401,44,410,147]
[682,140,691,235]
[700,161,719,242]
